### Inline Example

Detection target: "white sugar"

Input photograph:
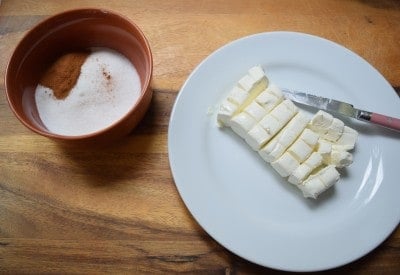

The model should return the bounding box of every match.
[35,48,141,136]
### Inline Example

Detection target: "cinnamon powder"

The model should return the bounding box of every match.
[40,52,89,99]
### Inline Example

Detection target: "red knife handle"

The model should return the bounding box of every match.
[362,112,400,132]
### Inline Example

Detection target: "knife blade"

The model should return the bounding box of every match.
[281,88,400,132]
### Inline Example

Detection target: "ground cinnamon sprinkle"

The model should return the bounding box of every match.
[40,52,90,99]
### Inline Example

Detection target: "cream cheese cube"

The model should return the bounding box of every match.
[265,83,284,100]
[245,124,272,151]
[261,142,287,163]
[259,114,282,136]
[317,139,332,164]
[304,151,324,168]
[282,99,298,113]
[227,86,249,106]
[255,90,281,113]
[259,138,280,162]
[235,69,268,111]
[258,112,309,162]
[278,113,310,146]
[323,118,344,142]
[288,152,323,185]
[248,65,267,84]
[230,112,257,139]
[238,74,257,91]
[243,101,267,121]
[299,128,319,148]
[271,152,300,177]
[287,139,313,163]
[298,177,325,199]
[330,150,353,168]
[334,126,358,151]
[309,110,333,134]
[288,165,312,185]
[270,100,298,124]
[318,165,340,185]
[298,165,339,199]
[217,99,238,126]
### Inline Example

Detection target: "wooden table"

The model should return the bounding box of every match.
[1,0,399,273]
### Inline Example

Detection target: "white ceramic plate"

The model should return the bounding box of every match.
[168,32,400,272]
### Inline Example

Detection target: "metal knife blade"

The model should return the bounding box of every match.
[281,89,361,118]
[281,88,400,132]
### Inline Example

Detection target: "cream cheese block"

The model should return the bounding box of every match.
[217,66,358,199]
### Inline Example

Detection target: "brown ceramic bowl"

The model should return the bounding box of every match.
[5,8,153,146]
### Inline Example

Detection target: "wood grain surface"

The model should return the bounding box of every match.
[1,0,399,273]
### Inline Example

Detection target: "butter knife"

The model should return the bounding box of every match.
[282,89,400,132]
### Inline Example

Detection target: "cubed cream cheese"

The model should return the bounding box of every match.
[248,65,267,84]
[255,90,281,113]
[260,142,287,163]
[217,99,238,126]
[278,113,310,146]
[330,149,353,168]
[288,152,323,185]
[259,138,283,163]
[227,86,249,106]
[318,165,340,186]
[244,101,268,121]
[259,114,282,136]
[309,110,333,134]
[216,66,359,200]
[245,124,272,151]
[304,151,324,169]
[287,139,313,163]
[271,152,300,177]
[317,139,332,164]
[270,100,298,124]
[238,75,257,91]
[258,112,309,162]
[298,128,319,148]
[288,165,312,185]
[230,112,257,139]
[265,83,284,100]
[323,118,344,142]
[334,126,358,151]
[298,165,339,199]
[282,98,298,113]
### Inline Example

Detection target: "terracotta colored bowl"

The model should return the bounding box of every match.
[5,8,153,146]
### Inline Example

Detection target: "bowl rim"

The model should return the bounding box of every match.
[5,7,153,141]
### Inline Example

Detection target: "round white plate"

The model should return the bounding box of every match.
[168,32,400,272]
